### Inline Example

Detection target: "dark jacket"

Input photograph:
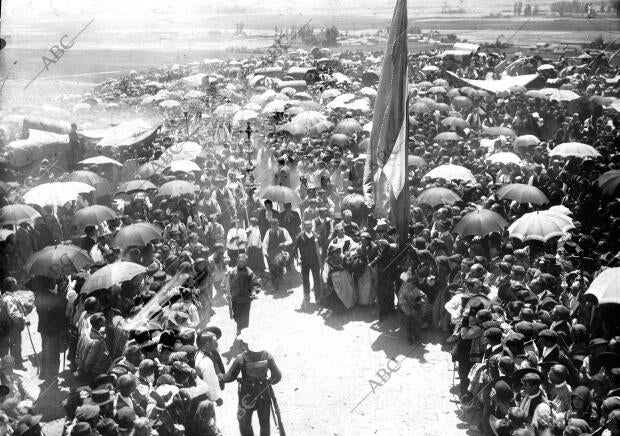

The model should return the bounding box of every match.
[35,290,67,336]
[228,266,260,304]
[78,328,111,376]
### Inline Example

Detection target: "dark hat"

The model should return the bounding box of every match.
[484,327,503,342]
[202,325,222,340]
[591,352,620,371]
[70,422,92,436]
[85,389,114,407]
[96,418,118,435]
[140,340,157,353]
[538,329,558,341]
[589,338,609,348]
[360,231,372,240]
[132,329,151,344]
[153,270,168,282]
[116,407,136,431]
[88,373,115,390]
[159,330,177,348]
[0,385,9,396]
[504,331,525,345]
[513,367,543,386]
[539,296,559,311]
[493,380,514,402]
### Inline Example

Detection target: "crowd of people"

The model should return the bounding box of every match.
[0,39,619,436]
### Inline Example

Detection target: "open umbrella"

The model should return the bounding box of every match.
[415,187,461,207]
[117,180,158,194]
[260,186,301,205]
[159,99,181,109]
[482,126,516,138]
[434,103,451,113]
[78,156,123,167]
[25,244,93,279]
[24,182,96,206]
[525,90,547,100]
[514,134,540,151]
[585,268,620,305]
[293,92,313,101]
[233,110,258,125]
[214,103,241,116]
[549,142,601,158]
[81,262,147,294]
[321,89,342,100]
[410,102,431,114]
[424,164,476,182]
[497,184,549,205]
[158,180,199,197]
[428,86,447,94]
[549,90,580,102]
[329,134,350,147]
[278,122,307,136]
[416,81,433,88]
[308,120,333,136]
[169,160,201,173]
[407,156,427,168]
[262,100,287,115]
[161,142,203,162]
[433,79,449,87]
[453,209,508,237]
[359,87,377,97]
[112,223,162,250]
[597,170,620,195]
[549,205,572,215]
[290,111,327,131]
[487,152,523,166]
[441,117,469,129]
[137,162,165,179]
[452,96,472,108]
[69,171,112,197]
[335,118,362,136]
[508,211,575,242]
[434,132,463,142]
[0,205,41,226]
[73,205,119,229]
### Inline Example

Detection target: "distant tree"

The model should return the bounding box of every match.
[324,26,339,47]
[446,33,458,43]
[533,5,540,14]
[612,0,620,16]
[524,4,532,15]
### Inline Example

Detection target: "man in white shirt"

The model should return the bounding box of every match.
[226,218,247,267]
[90,235,110,263]
[194,331,223,405]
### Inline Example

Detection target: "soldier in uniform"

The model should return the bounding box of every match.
[221,328,282,436]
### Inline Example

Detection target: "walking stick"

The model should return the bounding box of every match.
[268,385,286,436]
[24,323,40,375]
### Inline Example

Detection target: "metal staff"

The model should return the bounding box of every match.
[269,385,286,436]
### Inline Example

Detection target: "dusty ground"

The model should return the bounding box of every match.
[19,269,470,436]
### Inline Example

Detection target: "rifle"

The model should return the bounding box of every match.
[269,385,285,436]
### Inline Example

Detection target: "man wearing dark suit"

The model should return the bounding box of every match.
[80,226,97,252]
[256,200,279,237]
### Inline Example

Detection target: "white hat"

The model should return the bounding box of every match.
[238,328,267,352]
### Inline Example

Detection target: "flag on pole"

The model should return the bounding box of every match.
[363,0,409,247]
